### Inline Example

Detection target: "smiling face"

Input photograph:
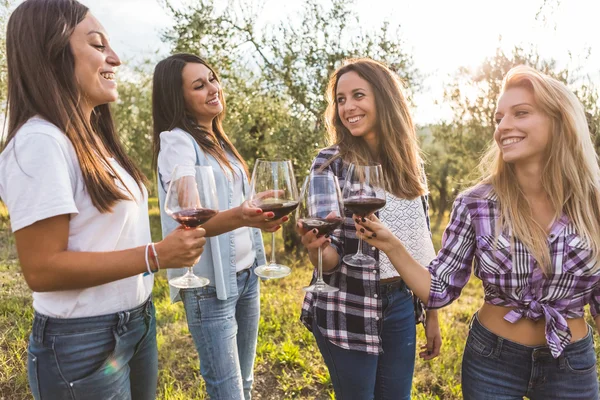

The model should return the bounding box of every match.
[494,86,553,167]
[181,62,223,128]
[69,13,120,116]
[336,71,378,142]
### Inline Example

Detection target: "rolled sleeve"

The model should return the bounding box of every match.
[427,196,476,309]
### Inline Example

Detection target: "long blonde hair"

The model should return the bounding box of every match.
[323,58,426,199]
[481,65,600,273]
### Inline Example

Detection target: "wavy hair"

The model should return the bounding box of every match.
[323,58,426,199]
[481,65,600,273]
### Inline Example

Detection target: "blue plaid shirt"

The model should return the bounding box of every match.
[300,145,430,354]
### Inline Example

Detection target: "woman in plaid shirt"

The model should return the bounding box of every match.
[357,65,600,399]
[297,58,442,400]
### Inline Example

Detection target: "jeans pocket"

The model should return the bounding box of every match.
[465,332,495,358]
[565,349,597,375]
[52,327,118,384]
[27,350,42,400]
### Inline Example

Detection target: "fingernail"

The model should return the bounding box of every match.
[325,234,330,238]
[360,228,365,233]
[372,233,377,238]
[312,229,318,234]
[361,217,366,222]
[355,218,360,223]
[256,209,262,214]
[268,213,275,218]
[282,216,289,222]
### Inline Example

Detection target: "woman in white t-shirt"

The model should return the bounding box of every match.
[0,2,206,399]
[151,53,291,400]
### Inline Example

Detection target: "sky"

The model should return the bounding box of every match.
[77,0,600,124]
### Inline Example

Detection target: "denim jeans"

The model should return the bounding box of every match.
[27,296,158,400]
[312,282,416,400]
[180,261,260,400]
[462,313,599,400]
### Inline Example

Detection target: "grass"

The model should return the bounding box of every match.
[2,200,597,399]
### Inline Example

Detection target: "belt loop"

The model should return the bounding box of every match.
[145,296,153,317]
[32,313,48,344]
[493,336,503,358]
[117,311,130,335]
[558,353,567,370]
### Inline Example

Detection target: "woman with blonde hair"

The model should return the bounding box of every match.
[356,65,600,399]
[297,58,442,399]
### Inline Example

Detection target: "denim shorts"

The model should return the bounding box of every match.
[27,296,158,400]
[462,313,599,400]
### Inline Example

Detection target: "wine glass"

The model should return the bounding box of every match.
[296,170,344,293]
[164,165,218,288]
[342,163,386,267]
[250,159,299,279]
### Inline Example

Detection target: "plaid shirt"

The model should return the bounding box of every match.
[300,146,430,354]
[428,184,600,358]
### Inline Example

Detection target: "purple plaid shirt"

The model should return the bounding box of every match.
[428,183,600,357]
[300,146,430,354]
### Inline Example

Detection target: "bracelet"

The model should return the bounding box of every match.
[143,243,152,276]
[149,243,160,272]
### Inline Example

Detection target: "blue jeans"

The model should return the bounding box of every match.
[462,313,599,400]
[312,282,416,400]
[180,261,260,400]
[27,296,158,400]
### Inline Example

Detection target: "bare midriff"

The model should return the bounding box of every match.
[477,303,588,346]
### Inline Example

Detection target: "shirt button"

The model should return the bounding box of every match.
[374,294,378,298]
[372,270,377,274]
[375,316,380,321]
[371,246,376,251]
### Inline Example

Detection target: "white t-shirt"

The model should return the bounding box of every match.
[158,129,255,272]
[0,117,153,318]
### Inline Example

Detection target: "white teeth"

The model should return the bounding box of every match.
[502,137,523,146]
[207,97,219,105]
[101,72,115,80]
[348,116,363,123]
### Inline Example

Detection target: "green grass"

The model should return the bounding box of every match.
[2,200,597,399]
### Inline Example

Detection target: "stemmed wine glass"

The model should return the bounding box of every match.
[296,170,344,293]
[164,165,218,288]
[250,159,299,279]
[342,163,386,267]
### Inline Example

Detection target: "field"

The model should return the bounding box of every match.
[2,199,590,399]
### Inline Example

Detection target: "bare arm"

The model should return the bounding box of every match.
[15,214,206,292]
[201,200,287,237]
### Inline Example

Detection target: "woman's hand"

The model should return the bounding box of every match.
[353,214,402,255]
[419,310,442,360]
[155,226,207,269]
[296,222,332,254]
[239,200,288,233]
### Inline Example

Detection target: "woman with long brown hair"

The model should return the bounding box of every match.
[152,53,290,400]
[357,65,600,399]
[297,58,442,399]
[0,1,206,399]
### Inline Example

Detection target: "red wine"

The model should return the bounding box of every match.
[258,200,299,219]
[172,208,218,228]
[344,197,386,216]
[300,217,343,236]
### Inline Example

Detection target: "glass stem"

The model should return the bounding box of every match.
[356,237,364,257]
[316,247,324,284]
[270,232,277,265]
[187,266,194,275]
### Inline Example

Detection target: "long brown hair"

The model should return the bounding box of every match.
[323,58,426,199]
[2,0,145,212]
[480,65,600,273]
[151,53,248,178]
